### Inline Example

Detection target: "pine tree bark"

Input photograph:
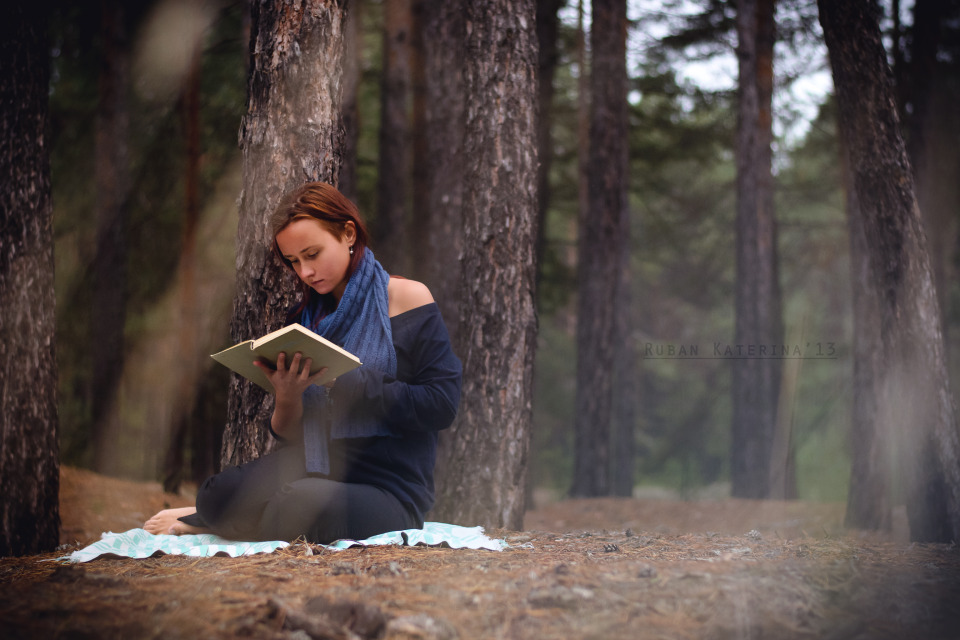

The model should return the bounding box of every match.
[430,0,539,529]
[0,4,60,556]
[731,0,785,499]
[819,0,960,542]
[222,0,347,468]
[375,0,412,275]
[570,0,629,498]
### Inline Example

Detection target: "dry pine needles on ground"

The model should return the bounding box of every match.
[0,467,958,639]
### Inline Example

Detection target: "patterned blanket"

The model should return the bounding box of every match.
[61,522,506,563]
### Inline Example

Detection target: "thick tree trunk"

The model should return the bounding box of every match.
[570,0,629,498]
[431,0,539,530]
[91,0,131,475]
[819,0,960,542]
[375,0,412,275]
[731,0,785,499]
[0,4,60,556]
[408,0,464,339]
[222,0,347,468]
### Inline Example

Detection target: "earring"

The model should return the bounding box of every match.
[349,245,354,255]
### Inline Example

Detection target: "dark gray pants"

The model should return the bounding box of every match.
[182,443,419,544]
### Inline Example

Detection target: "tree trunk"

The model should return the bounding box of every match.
[91,0,131,476]
[534,0,563,277]
[570,0,629,498]
[819,0,960,542]
[339,0,361,202]
[164,48,203,494]
[375,0,412,275]
[906,0,960,350]
[611,247,638,497]
[841,116,891,531]
[526,0,563,507]
[431,0,539,530]
[222,0,347,468]
[408,0,464,339]
[731,0,785,499]
[0,4,60,556]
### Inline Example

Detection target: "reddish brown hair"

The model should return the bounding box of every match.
[270,182,370,320]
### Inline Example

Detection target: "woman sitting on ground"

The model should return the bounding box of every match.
[145,181,462,543]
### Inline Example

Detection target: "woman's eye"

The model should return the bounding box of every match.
[307,252,319,259]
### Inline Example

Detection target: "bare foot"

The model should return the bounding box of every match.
[144,507,211,536]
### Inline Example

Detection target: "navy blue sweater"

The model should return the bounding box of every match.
[299,303,461,521]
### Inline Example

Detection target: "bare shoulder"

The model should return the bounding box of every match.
[388,277,435,317]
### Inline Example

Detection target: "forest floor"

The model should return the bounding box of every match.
[1,467,959,639]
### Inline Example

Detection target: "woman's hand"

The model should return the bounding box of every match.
[254,352,328,400]
[254,352,328,440]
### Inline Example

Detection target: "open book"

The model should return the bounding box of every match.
[211,323,362,392]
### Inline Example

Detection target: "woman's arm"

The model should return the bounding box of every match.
[331,303,462,433]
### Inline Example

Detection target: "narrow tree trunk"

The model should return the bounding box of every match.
[571,0,629,498]
[819,0,960,542]
[841,120,891,531]
[576,0,589,228]
[431,0,539,530]
[731,0,784,499]
[91,0,131,475]
[410,0,428,262]
[375,0,412,275]
[526,0,563,507]
[222,0,347,468]
[906,0,960,349]
[611,246,638,497]
[164,48,203,493]
[0,4,60,556]
[408,0,464,338]
[534,0,563,276]
[339,0,362,202]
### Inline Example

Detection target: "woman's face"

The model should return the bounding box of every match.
[276,217,356,301]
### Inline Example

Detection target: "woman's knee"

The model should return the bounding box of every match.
[194,467,240,527]
[258,478,347,542]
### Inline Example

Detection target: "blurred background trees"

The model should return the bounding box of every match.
[42,0,960,539]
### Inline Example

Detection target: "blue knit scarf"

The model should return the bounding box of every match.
[299,249,397,473]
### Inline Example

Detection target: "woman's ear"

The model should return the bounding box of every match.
[343,221,357,245]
